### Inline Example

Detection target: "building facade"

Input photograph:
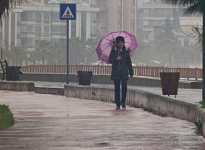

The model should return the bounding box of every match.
[0,0,99,50]
[138,0,202,46]
[95,0,138,38]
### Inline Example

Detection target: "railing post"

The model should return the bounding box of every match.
[195,67,198,80]
[97,65,99,75]
[187,67,189,80]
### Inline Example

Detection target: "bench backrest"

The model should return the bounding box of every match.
[0,60,8,73]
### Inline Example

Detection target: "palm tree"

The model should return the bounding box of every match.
[163,0,205,102]
[0,0,25,23]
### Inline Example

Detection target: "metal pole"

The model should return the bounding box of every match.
[1,48,2,60]
[67,20,69,84]
[202,13,205,102]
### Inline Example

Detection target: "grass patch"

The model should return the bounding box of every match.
[199,101,205,109]
[0,104,14,131]
[194,120,203,135]
[130,103,139,108]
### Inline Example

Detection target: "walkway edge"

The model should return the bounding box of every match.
[64,84,205,137]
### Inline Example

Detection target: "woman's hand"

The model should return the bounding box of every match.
[127,48,131,52]
[117,56,121,60]
[111,45,115,50]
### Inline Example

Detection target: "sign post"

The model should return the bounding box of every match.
[60,3,76,84]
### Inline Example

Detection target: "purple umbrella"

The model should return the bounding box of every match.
[96,31,138,64]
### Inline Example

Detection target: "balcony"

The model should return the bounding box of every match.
[141,2,178,8]
[96,17,108,24]
[44,19,50,24]
[99,5,109,11]
[36,32,42,37]
[44,32,50,37]
[96,30,108,37]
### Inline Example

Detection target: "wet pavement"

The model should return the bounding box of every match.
[0,91,205,150]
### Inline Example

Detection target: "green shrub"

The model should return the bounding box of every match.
[131,103,139,108]
[199,101,205,109]
[194,120,203,135]
[0,104,14,130]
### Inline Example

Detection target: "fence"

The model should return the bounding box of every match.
[20,65,202,80]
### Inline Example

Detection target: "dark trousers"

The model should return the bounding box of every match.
[114,79,127,107]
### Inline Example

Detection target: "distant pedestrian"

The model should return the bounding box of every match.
[108,36,133,109]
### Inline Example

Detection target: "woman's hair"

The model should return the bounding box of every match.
[116,36,125,44]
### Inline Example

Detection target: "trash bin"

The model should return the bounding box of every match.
[77,71,93,85]
[6,66,21,81]
[160,72,180,97]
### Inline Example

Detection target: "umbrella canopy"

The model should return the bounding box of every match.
[96,31,137,64]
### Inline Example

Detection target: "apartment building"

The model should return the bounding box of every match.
[95,0,138,38]
[0,0,99,50]
[138,0,201,46]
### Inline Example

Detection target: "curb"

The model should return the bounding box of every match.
[34,87,64,95]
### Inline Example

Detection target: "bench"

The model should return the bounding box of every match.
[0,60,22,81]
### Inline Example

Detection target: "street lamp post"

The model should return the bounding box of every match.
[1,47,3,60]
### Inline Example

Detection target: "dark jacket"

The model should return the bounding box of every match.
[108,46,133,80]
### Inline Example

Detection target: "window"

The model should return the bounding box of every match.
[97,12,107,18]
[118,0,122,6]
[101,24,107,31]
[190,41,194,46]
[44,13,50,23]
[21,12,27,21]
[143,32,149,40]
[27,26,33,32]
[154,9,157,17]
[20,26,27,32]
[118,24,122,31]
[144,9,149,17]
[131,24,134,31]
[154,21,158,26]
[143,20,149,26]
[131,0,135,6]
[44,27,50,37]
[35,13,41,23]
[164,9,168,17]
[131,12,135,19]
[35,26,41,36]
[27,38,33,47]
[35,40,40,46]
[118,11,122,19]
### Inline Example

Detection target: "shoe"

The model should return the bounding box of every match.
[116,106,120,109]
[122,103,126,109]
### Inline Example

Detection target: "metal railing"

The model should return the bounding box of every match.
[20,65,202,80]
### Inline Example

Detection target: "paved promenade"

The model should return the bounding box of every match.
[0,89,205,149]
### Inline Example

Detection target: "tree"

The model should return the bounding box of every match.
[52,40,66,65]
[3,46,25,66]
[154,17,182,67]
[69,37,86,65]
[132,32,153,65]
[163,0,205,102]
[35,40,52,65]
[86,38,99,64]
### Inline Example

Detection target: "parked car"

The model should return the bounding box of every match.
[92,61,105,65]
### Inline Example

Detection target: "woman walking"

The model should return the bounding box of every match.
[108,36,134,109]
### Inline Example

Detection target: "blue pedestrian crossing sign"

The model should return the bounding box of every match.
[60,3,76,20]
